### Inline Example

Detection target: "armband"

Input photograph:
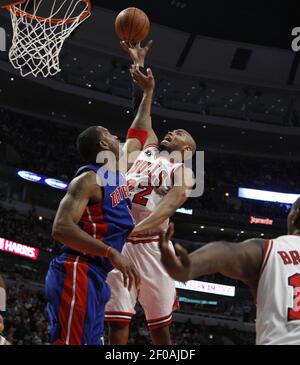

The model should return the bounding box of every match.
[126,128,148,147]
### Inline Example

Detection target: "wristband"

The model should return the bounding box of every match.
[126,128,148,147]
[105,246,112,258]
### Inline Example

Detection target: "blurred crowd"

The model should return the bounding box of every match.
[1,107,300,191]
[0,108,81,181]
[56,53,296,127]
[0,204,59,254]
[1,283,50,345]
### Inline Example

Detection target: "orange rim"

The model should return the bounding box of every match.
[3,0,91,24]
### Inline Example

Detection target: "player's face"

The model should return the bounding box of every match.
[160,129,193,154]
[98,127,120,156]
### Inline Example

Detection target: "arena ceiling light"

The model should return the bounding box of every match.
[17,170,68,191]
[44,178,68,190]
[238,187,299,205]
[17,170,42,182]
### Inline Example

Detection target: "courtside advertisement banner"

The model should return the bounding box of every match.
[175,280,235,297]
[0,237,39,260]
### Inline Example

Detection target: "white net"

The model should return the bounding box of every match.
[7,0,91,78]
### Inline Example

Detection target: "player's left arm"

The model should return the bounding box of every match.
[132,166,195,234]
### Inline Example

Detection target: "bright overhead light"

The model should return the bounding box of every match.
[238,187,300,204]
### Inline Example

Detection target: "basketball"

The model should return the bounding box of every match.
[115,7,150,43]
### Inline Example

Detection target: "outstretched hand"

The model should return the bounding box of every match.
[120,40,153,67]
[159,223,191,282]
[130,65,155,94]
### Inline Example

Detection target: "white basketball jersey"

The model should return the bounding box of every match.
[126,145,183,239]
[256,235,300,345]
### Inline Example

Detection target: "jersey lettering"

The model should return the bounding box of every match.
[110,185,130,208]
[278,250,300,266]
[278,251,293,265]
[288,273,300,321]
[290,251,300,265]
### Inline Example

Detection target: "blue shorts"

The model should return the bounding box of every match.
[45,254,111,345]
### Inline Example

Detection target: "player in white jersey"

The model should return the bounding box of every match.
[159,198,300,345]
[105,42,196,345]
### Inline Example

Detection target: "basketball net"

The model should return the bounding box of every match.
[5,0,91,78]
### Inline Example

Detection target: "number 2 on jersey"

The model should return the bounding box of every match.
[132,184,154,206]
[288,273,300,321]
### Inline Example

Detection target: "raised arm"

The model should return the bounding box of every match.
[121,42,158,167]
[120,66,157,171]
[52,172,140,289]
[159,224,265,291]
[132,166,195,234]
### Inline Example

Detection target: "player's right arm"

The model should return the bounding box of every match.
[121,41,159,147]
[159,223,265,290]
[120,65,157,171]
[52,172,140,290]
[52,172,111,256]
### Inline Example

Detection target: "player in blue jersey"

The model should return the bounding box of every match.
[45,47,155,345]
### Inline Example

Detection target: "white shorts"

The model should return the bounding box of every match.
[105,240,179,331]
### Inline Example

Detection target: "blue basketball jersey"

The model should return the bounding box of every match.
[63,164,135,277]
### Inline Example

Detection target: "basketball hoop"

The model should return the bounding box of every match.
[2,0,92,78]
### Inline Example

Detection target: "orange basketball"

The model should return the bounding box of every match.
[115,7,150,43]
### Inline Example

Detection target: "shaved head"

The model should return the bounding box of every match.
[181,129,197,156]
[293,197,300,210]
